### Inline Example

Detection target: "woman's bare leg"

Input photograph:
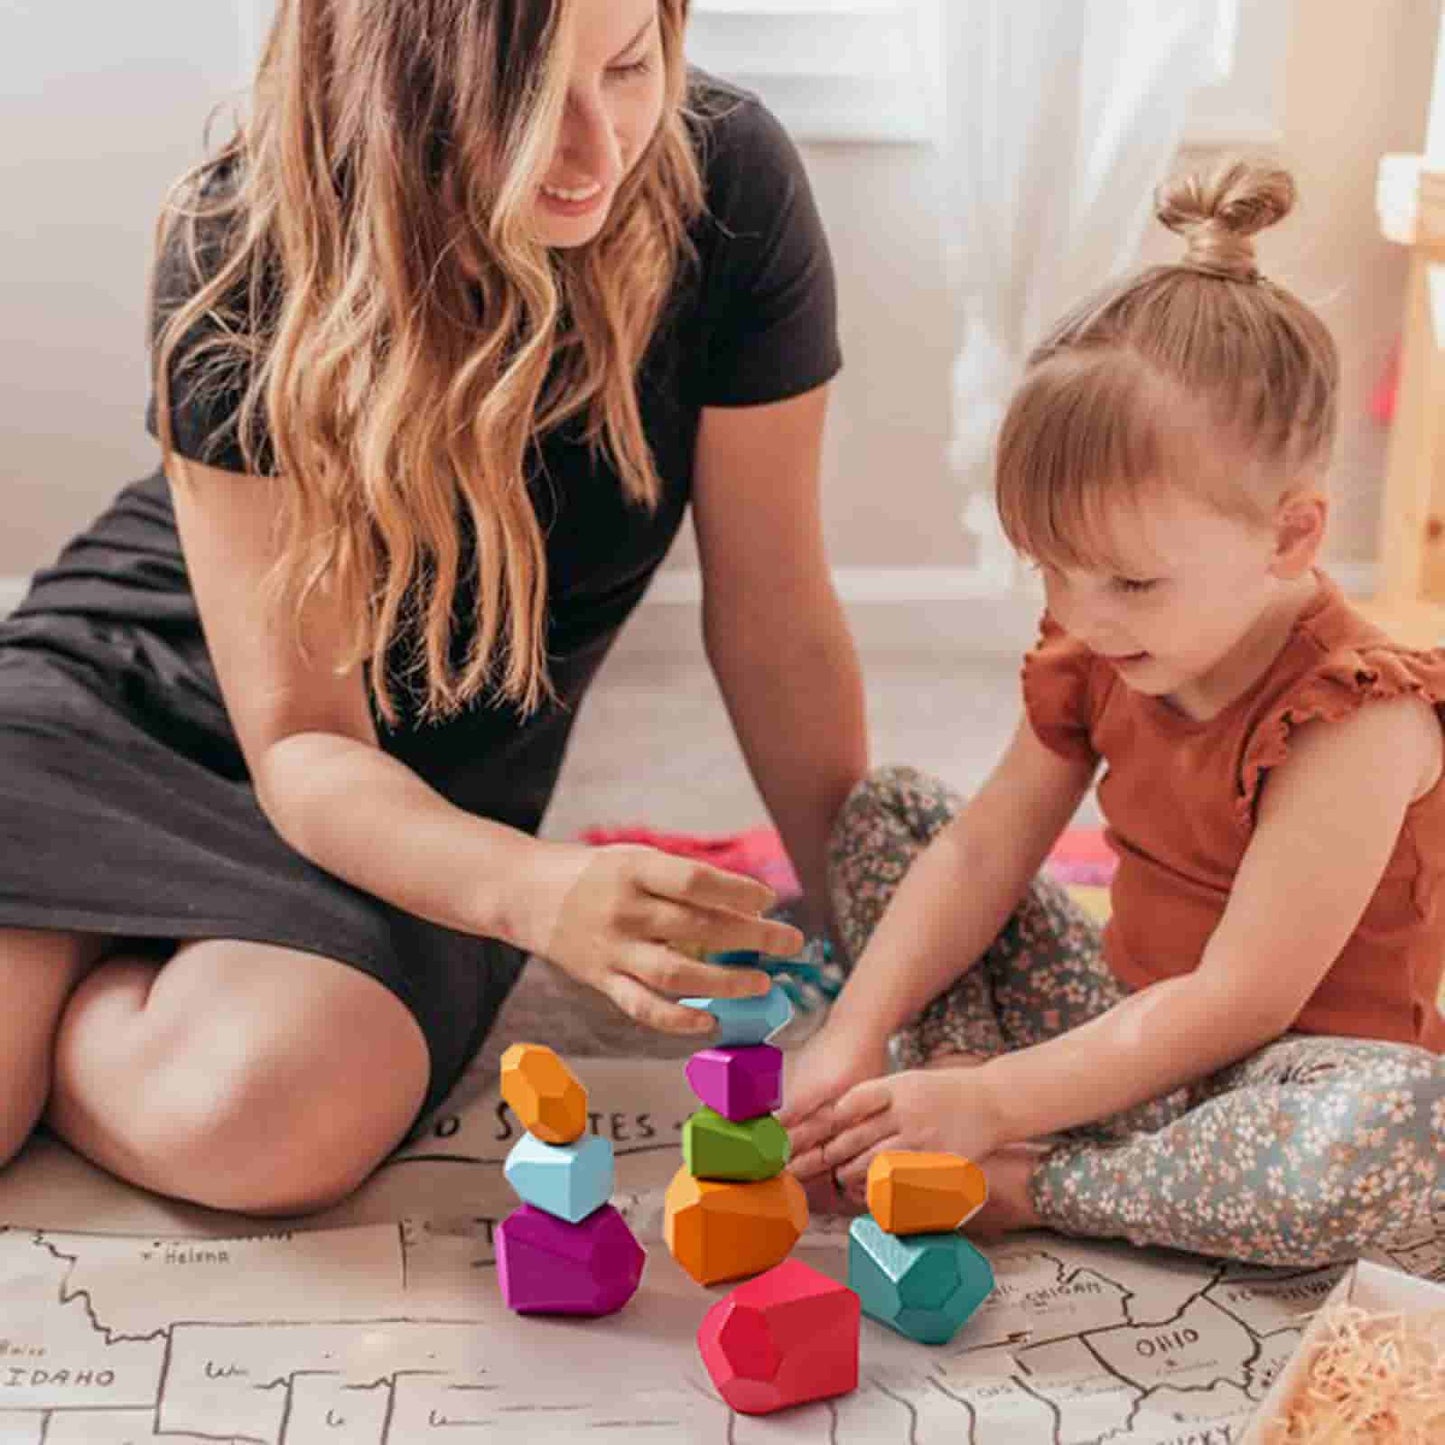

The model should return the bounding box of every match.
[0,927,112,1165]
[46,938,430,1215]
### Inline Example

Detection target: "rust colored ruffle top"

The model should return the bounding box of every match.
[1024,572,1445,1051]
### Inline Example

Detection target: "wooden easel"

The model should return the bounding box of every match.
[1363,20,1445,648]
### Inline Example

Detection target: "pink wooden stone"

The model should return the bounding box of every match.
[685,1044,783,1122]
[495,1203,645,1316]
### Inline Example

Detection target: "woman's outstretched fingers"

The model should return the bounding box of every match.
[637,855,804,957]
[626,943,771,1000]
[640,853,776,916]
[604,973,716,1036]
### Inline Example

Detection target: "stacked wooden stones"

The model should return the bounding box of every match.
[664,985,808,1286]
[493,1043,645,1317]
[848,1151,995,1344]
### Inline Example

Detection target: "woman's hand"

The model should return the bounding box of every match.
[789,1065,1008,1191]
[779,1018,890,1179]
[525,843,804,1035]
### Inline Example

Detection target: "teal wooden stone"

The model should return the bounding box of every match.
[683,1107,790,1182]
[847,1216,994,1346]
[504,1131,614,1224]
[679,985,793,1046]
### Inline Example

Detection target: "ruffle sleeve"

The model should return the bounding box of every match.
[1237,643,1445,827]
[1021,615,1099,764]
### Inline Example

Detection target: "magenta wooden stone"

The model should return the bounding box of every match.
[686,1044,784,1122]
[495,1203,645,1317]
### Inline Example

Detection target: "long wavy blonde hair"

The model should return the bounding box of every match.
[996,160,1339,573]
[153,0,704,721]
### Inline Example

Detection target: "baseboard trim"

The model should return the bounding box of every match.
[643,565,1025,607]
[0,560,1384,655]
[641,561,1380,608]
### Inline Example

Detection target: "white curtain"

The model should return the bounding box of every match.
[940,0,1231,582]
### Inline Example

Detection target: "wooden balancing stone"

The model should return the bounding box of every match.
[698,1259,860,1415]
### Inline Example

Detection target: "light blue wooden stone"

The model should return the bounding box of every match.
[847,1215,994,1346]
[679,985,794,1046]
[504,1131,614,1224]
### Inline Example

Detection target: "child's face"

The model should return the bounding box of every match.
[1038,482,1307,705]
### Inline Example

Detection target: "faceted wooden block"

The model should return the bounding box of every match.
[504,1132,614,1224]
[678,986,793,1046]
[847,1216,994,1345]
[664,1166,808,1286]
[683,1107,789,1182]
[697,1259,860,1415]
[866,1151,989,1235]
[499,1043,588,1145]
[685,1044,783,1122]
[495,1203,645,1316]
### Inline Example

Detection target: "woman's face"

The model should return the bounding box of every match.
[533,0,668,248]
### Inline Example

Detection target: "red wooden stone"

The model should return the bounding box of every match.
[697,1259,860,1415]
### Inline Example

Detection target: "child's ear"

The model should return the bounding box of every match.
[1269,489,1328,579]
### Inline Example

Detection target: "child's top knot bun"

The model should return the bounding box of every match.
[1155,160,1295,282]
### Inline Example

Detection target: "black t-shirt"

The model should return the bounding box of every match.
[5,72,841,835]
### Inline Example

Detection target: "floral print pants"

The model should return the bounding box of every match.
[828,766,1445,1272]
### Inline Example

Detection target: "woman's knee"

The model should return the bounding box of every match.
[73,941,431,1214]
[149,1060,416,1214]
[0,928,111,1166]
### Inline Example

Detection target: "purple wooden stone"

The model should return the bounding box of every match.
[686,1044,784,1122]
[495,1203,645,1317]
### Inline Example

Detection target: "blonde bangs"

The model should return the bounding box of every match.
[997,353,1168,573]
[995,346,1279,575]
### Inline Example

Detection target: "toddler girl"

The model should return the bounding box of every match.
[784,162,1444,1273]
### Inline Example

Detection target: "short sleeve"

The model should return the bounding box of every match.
[145,169,276,475]
[1237,643,1445,827]
[686,78,842,407]
[1021,615,1099,764]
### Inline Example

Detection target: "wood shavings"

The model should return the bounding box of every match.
[1261,1302,1445,1443]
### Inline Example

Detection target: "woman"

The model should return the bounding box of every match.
[0,0,866,1216]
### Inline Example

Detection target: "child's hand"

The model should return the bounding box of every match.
[791,1066,1007,1190]
[530,843,803,1034]
[780,1020,890,1179]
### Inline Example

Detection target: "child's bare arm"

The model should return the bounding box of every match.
[967,692,1441,1146]
[783,717,1095,1155]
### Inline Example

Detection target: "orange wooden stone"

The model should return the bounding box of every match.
[866,1151,988,1236]
[499,1043,588,1146]
[664,1167,809,1286]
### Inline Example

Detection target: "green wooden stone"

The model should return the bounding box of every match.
[683,1107,790,1182]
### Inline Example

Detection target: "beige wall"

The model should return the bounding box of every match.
[2,0,1439,581]
[1,3,241,576]
[751,0,1441,578]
